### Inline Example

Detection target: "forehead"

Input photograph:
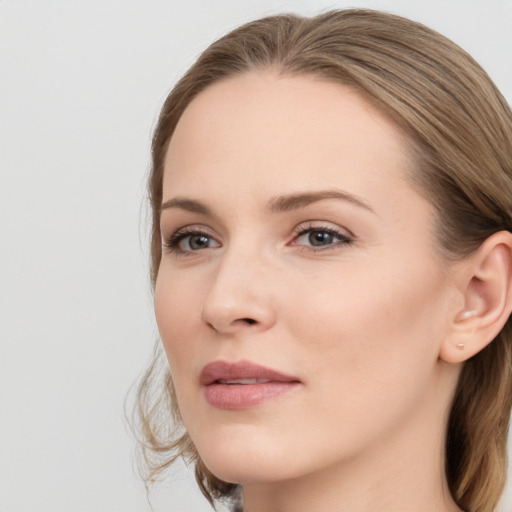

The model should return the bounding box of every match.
[163,71,417,211]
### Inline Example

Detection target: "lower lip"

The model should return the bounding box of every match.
[203,382,300,410]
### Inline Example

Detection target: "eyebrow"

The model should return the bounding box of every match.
[160,197,212,215]
[160,189,375,216]
[267,189,375,214]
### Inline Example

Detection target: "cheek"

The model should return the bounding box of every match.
[286,258,449,403]
[154,269,211,436]
[154,269,202,377]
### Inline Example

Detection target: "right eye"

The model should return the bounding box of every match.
[163,229,221,254]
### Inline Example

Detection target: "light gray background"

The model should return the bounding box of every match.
[1,1,511,511]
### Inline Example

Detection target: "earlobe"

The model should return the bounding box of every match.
[440,231,512,364]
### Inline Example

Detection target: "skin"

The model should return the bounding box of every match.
[155,72,466,512]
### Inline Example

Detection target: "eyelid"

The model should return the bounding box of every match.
[291,220,354,238]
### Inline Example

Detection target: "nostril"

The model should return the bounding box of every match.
[206,318,256,331]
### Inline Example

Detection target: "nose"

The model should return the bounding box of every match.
[201,246,276,335]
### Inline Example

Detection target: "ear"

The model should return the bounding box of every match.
[440,231,512,364]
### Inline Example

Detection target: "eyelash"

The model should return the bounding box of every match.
[162,223,353,256]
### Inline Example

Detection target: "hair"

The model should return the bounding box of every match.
[133,9,512,512]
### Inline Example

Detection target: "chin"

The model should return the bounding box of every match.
[192,429,305,485]
[204,457,297,486]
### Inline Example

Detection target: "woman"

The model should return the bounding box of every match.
[134,9,512,512]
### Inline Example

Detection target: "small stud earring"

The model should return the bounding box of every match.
[460,310,477,320]
[456,343,465,350]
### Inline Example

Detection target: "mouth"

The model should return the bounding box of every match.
[199,360,302,410]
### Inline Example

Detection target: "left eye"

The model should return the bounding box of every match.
[180,233,217,251]
[164,230,221,254]
[294,228,351,248]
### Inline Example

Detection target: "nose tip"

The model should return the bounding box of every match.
[201,270,275,334]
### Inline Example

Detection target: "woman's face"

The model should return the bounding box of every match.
[155,72,461,485]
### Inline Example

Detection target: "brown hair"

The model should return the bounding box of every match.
[134,9,512,512]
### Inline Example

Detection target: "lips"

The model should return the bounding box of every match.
[200,360,301,410]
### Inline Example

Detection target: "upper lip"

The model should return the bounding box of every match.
[199,360,301,386]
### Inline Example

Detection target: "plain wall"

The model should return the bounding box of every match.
[1,1,511,511]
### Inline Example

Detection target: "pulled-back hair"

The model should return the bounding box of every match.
[134,9,512,512]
